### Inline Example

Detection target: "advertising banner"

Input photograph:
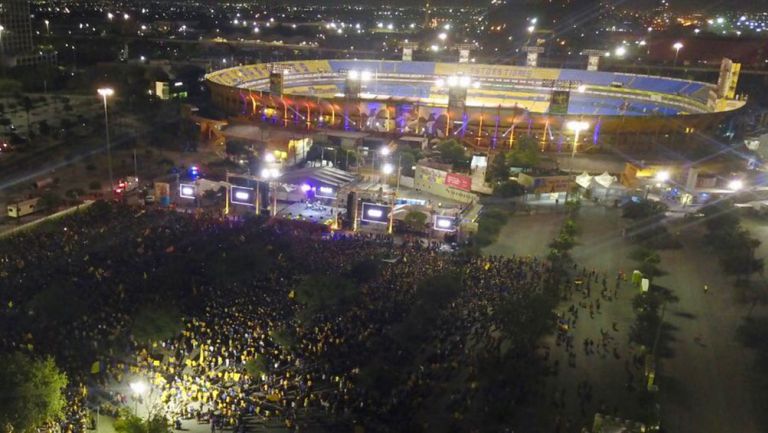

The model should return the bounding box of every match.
[445,173,472,191]
[526,51,539,67]
[587,55,599,71]
[716,58,733,98]
[549,90,571,115]
[459,48,470,64]
[402,47,413,62]
[726,63,741,99]
[447,86,468,111]
[269,72,284,97]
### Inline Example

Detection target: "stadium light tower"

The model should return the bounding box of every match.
[98,87,115,195]
[672,42,684,66]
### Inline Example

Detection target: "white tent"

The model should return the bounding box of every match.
[575,172,593,189]
[594,172,617,188]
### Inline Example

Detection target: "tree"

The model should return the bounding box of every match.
[0,353,68,433]
[294,274,358,321]
[720,239,763,281]
[21,96,33,136]
[622,200,668,220]
[38,120,51,136]
[38,191,63,211]
[345,258,380,284]
[114,409,171,433]
[398,151,416,177]
[507,135,540,168]
[493,180,525,197]
[244,357,269,379]
[403,211,427,231]
[436,139,469,168]
[495,293,554,351]
[131,305,183,343]
[225,140,248,156]
[486,152,511,182]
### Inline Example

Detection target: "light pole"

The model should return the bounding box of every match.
[98,88,115,196]
[44,19,50,35]
[566,120,589,167]
[129,381,147,416]
[261,168,281,216]
[672,42,683,66]
[0,25,5,56]
[566,120,589,201]
[382,154,402,235]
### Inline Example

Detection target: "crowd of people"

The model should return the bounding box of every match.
[0,200,637,433]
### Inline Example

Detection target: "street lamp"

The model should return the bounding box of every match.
[261,168,281,216]
[672,42,683,66]
[566,120,589,170]
[380,146,391,157]
[614,45,627,57]
[129,380,147,415]
[97,88,115,196]
[381,156,401,235]
[654,171,670,183]
[44,19,50,35]
[728,179,744,191]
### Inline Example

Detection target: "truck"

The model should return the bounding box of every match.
[7,197,44,218]
[33,177,54,189]
[114,176,140,194]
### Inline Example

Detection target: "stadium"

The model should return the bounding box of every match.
[205,59,746,151]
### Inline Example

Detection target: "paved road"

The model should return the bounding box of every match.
[484,203,767,432]
[482,204,565,257]
[653,217,763,433]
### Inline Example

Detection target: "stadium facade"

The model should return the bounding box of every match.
[205,59,745,152]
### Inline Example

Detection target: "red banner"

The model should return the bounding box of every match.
[445,173,472,191]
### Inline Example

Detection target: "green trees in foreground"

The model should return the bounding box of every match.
[114,409,171,433]
[0,352,68,433]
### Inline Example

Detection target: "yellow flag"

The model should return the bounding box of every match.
[90,361,100,374]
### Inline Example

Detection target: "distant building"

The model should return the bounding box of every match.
[0,0,56,66]
[0,0,33,55]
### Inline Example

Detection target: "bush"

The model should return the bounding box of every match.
[244,357,269,379]
[474,207,510,247]
[403,211,428,230]
[493,180,526,198]
[65,188,85,199]
[622,200,667,220]
[130,305,183,343]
